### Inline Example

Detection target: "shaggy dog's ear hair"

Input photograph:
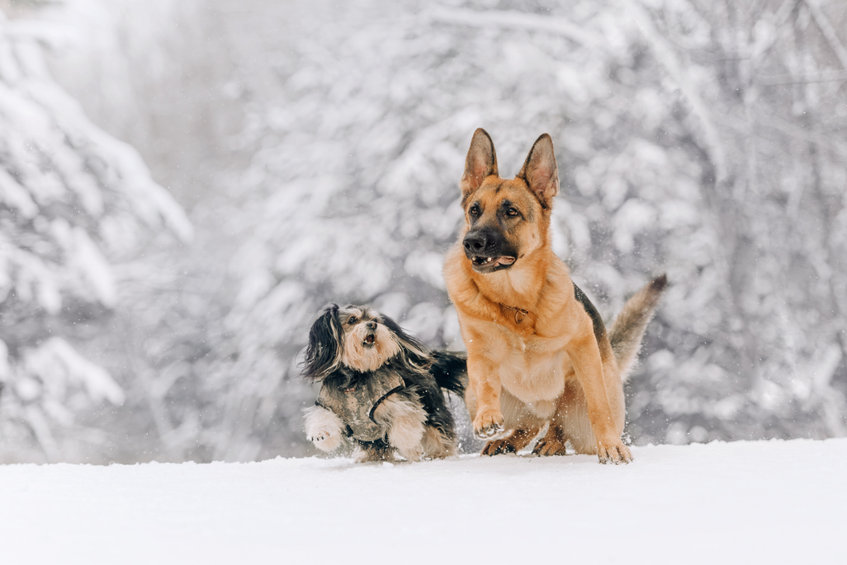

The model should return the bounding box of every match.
[379,313,431,372]
[302,304,343,381]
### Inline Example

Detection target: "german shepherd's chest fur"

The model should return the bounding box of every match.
[483,329,568,410]
[445,242,582,409]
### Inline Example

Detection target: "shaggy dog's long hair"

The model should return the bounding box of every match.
[302,304,466,462]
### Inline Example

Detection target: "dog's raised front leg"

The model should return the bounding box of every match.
[466,352,505,439]
[565,333,632,464]
[304,405,345,452]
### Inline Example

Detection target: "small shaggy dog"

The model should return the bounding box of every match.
[302,304,466,462]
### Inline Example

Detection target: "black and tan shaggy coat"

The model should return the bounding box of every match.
[302,305,465,462]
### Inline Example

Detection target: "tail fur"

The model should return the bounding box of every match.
[430,350,467,396]
[610,274,667,381]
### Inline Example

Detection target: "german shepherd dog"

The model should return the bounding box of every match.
[444,128,666,464]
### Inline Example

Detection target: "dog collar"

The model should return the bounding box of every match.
[501,304,532,324]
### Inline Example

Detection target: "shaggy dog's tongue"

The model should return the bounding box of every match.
[363,334,375,346]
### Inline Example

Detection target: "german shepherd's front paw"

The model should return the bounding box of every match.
[473,410,505,440]
[482,437,517,456]
[597,440,633,464]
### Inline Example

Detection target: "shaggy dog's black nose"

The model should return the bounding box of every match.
[463,231,491,253]
[366,321,377,330]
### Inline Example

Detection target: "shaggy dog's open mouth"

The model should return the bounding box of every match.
[470,255,516,273]
[362,333,376,348]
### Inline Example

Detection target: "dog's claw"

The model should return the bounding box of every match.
[473,409,505,440]
[474,421,505,440]
[532,437,569,457]
[482,438,516,456]
[597,441,633,464]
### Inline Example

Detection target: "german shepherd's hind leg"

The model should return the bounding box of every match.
[532,423,569,456]
[482,425,541,455]
[481,388,544,455]
[534,376,579,456]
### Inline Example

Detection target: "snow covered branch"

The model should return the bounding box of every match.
[805,0,847,71]
[622,1,729,184]
[426,7,610,52]
[0,6,190,461]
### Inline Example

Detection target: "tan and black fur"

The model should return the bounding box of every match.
[444,128,666,464]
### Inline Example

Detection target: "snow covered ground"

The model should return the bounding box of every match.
[1,438,844,564]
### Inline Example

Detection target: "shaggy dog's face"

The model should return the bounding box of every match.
[338,306,401,373]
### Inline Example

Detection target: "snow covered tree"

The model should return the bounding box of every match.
[9,0,843,461]
[0,9,190,461]
[192,0,847,457]
[184,0,713,458]
[622,0,847,443]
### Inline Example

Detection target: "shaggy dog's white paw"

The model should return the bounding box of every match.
[304,406,344,452]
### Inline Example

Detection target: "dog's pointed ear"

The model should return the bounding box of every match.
[302,304,342,381]
[517,133,559,209]
[461,128,498,203]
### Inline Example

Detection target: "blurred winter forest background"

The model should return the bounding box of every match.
[1,0,846,463]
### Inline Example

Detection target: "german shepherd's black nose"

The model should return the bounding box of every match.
[463,231,493,254]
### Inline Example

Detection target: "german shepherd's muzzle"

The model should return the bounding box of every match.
[463,227,518,273]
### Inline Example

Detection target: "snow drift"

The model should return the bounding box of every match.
[1,438,843,564]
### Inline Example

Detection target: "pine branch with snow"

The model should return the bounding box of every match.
[0,10,189,461]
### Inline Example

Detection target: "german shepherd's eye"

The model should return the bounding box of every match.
[468,203,481,218]
[505,206,520,217]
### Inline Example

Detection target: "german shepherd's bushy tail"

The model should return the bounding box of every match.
[609,274,667,381]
